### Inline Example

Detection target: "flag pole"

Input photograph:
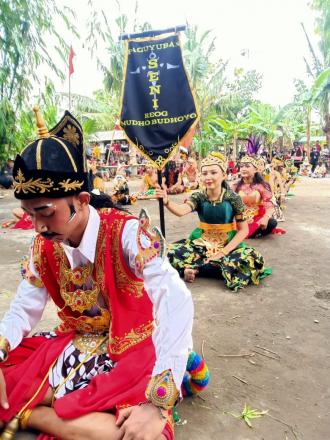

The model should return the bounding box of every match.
[106,127,117,166]
[69,63,71,111]
[157,170,166,237]
[68,46,75,111]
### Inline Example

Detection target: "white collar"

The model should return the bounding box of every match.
[61,205,100,265]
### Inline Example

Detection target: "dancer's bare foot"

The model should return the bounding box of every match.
[184,268,198,283]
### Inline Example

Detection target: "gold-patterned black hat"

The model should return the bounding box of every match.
[13,107,90,199]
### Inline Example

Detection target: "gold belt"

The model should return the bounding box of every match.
[199,222,236,232]
[244,206,259,220]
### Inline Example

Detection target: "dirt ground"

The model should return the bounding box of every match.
[0,176,329,440]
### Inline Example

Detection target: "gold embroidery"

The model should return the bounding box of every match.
[199,222,236,232]
[111,218,145,298]
[109,321,154,355]
[194,230,228,259]
[36,139,43,170]
[95,217,108,295]
[59,179,84,192]
[32,237,47,277]
[57,309,111,333]
[53,244,100,314]
[34,210,152,351]
[13,169,84,195]
[145,369,179,410]
[21,255,44,288]
[61,263,93,286]
[155,155,166,168]
[244,206,259,221]
[235,212,247,222]
[61,284,100,313]
[14,169,53,194]
[63,124,80,146]
[73,334,109,355]
[53,216,111,332]
[240,155,258,168]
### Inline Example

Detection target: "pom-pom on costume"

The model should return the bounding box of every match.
[181,351,210,397]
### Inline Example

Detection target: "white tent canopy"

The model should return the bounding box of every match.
[90,130,126,143]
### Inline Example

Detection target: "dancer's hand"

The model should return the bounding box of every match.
[0,369,9,409]
[155,184,169,205]
[116,403,166,440]
[205,250,226,264]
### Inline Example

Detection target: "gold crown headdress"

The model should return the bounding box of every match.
[256,157,266,169]
[271,157,284,167]
[201,152,227,173]
[239,155,258,169]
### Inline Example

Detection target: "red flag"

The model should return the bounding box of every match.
[181,125,196,148]
[114,118,121,130]
[69,46,75,76]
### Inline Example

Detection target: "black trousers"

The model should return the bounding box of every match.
[311,162,317,172]
[250,218,277,238]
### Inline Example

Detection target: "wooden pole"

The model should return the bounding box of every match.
[106,128,117,165]
[157,170,166,237]
[69,69,71,111]
[119,25,186,41]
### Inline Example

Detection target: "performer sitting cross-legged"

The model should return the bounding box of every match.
[156,152,271,291]
[232,155,277,238]
[0,108,193,440]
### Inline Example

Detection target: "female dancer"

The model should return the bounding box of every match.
[232,156,277,238]
[257,157,285,222]
[156,152,271,291]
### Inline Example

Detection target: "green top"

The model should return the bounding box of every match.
[186,188,246,243]
[187,188,245,224]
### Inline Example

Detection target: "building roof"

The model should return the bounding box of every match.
[90,130,126,142]
[298,135,326,142]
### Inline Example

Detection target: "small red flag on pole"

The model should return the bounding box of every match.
[69,46,75,76]
[114,118,121,130]
[68,46,75,110]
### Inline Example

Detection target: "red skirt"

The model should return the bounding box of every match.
[247,205,265,237]
[0,333,157,424]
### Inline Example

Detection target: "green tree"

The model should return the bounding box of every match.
[86,2,152,100]
[59,90,119,134]
[183,26,228,120]
[0,0,78,161]
[302,0,330,146]
[195,69,262,158]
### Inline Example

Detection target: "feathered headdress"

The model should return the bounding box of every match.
[246,135,262,155]
[239,135,262,169]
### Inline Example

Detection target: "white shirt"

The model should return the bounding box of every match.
[0,206,193,389]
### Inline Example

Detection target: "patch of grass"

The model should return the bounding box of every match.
[227,403,268,428]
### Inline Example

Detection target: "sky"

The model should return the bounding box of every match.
[50,0,320,107]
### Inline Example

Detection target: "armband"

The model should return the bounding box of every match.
[145,369,179,410]
[0,336,10,363]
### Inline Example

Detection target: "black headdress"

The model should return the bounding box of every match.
[13,107,90,199]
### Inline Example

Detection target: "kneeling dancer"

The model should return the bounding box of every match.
[232,155,277,238]
[157,152,271,291]
[0,108,194,440]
